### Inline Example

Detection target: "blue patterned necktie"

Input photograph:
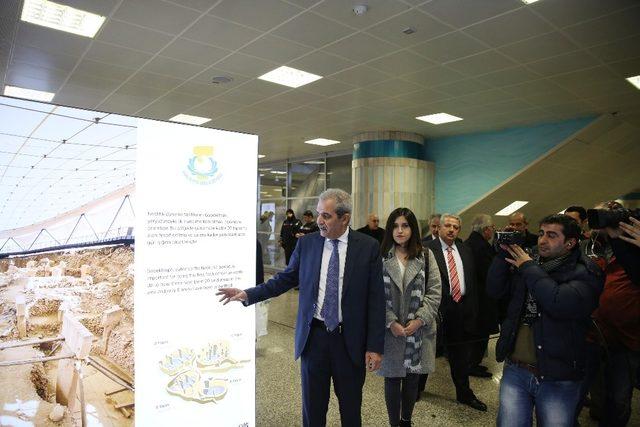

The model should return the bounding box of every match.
[321,239,340,331]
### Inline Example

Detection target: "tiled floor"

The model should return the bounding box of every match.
[255,289,639,427]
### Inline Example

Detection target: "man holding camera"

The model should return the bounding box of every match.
[508,211,539,249]
[487,214,603,426]
[581,202,640,426]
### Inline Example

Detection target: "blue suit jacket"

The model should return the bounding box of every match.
[245,229,385,367]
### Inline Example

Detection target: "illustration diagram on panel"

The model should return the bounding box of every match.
[159,339,250,404]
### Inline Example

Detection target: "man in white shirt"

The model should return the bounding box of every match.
[426,213,486,411]
[218,189,385,426]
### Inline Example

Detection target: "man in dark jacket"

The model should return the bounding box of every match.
[280,209,302,265]
[487,214,603,426]
[465,214,498,378]
[427,214,486,411]
[357,213,385,245]
[508,211,538,250]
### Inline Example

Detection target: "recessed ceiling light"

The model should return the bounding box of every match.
[303,160,325,165]
[258,66,322,88]
[495,201,529,216]
[270,170,287,175]
[258,154,266,159]
[626,75,640,90]
[416,113,463,125]
[21,0,106,38]
[211,76,233,85]
[4,85,55,102]
[521,0,541,4]
[169,114,211,125]
[304,138,340,146]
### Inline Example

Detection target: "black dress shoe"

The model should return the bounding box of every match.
[458,397,487,412]
[469,368,493,378]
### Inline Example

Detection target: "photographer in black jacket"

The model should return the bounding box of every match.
[487,214,603,426]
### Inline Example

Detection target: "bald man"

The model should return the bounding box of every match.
[357,213,385,245]
[508,212,538,250]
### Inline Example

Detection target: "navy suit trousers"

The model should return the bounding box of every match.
[301,322,366,427]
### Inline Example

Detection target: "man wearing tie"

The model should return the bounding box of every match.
[426,213,487,411]
[217,188,385,427]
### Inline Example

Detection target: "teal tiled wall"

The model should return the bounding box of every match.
[425,117,596,214]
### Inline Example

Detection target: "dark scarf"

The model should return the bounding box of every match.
[520,252,572,326]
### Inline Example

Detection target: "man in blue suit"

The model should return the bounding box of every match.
[217,188,385,427]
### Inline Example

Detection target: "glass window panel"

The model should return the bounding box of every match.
[326,155,352,193]
[289,159,325,198]
[258,198,288,270]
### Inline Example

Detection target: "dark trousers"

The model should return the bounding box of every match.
[469,335,489,369]
[601,348,640,427]
[447,339,473,401]
[284,245,295,265]
[443,303,474,401]
[417,373,428,393]
[301,323,366,427]
[384,373,420,425]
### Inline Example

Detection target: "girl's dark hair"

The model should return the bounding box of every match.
[286,209,294,216]
[381,207,423,259]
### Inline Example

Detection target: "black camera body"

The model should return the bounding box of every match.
[587,208,640,229]
[495,231,525,246]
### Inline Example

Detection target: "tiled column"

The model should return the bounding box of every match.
[352,131,435,229]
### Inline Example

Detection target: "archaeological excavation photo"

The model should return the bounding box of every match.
[0,96,138,426]
[0,246,135,426]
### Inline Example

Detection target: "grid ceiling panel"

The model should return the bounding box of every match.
[0,96,136,230]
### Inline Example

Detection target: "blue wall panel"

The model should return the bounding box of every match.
[425,117,596,214]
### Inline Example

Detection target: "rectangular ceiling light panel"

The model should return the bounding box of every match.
[21,0,106,38]
[169,114,211,125]
[521,0,541,4]
[258,66,322,88]
[304,138,340,146]
[416,113,463,124]
[4,85,55,102]
[495,201,529,216]
[626,75,640,90]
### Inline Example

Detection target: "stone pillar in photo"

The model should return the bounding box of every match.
[352,131,435,229]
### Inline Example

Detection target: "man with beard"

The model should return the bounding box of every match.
[488,214,603,426]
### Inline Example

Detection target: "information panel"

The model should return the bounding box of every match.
[135,119,257,426]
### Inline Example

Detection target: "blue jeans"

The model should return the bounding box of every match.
[497,361,582,427]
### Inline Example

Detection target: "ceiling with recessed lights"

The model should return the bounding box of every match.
[0,0,639,163]
[0,96,136,230]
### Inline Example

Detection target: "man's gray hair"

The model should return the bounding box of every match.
[471,214,493,232]
[509,211,528,222]
[319,188,352,217]
[441,213,461,225]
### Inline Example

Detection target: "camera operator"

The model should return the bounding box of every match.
[507,212,538,250]
[581,201,640,426]
[487,214,603,426]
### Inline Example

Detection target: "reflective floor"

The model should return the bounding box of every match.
[255,288,638,426]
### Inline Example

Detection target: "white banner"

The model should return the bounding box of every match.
[135,119,257,426]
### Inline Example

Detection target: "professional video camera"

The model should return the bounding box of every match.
[587,207,640,229]
[494,230,525,246]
